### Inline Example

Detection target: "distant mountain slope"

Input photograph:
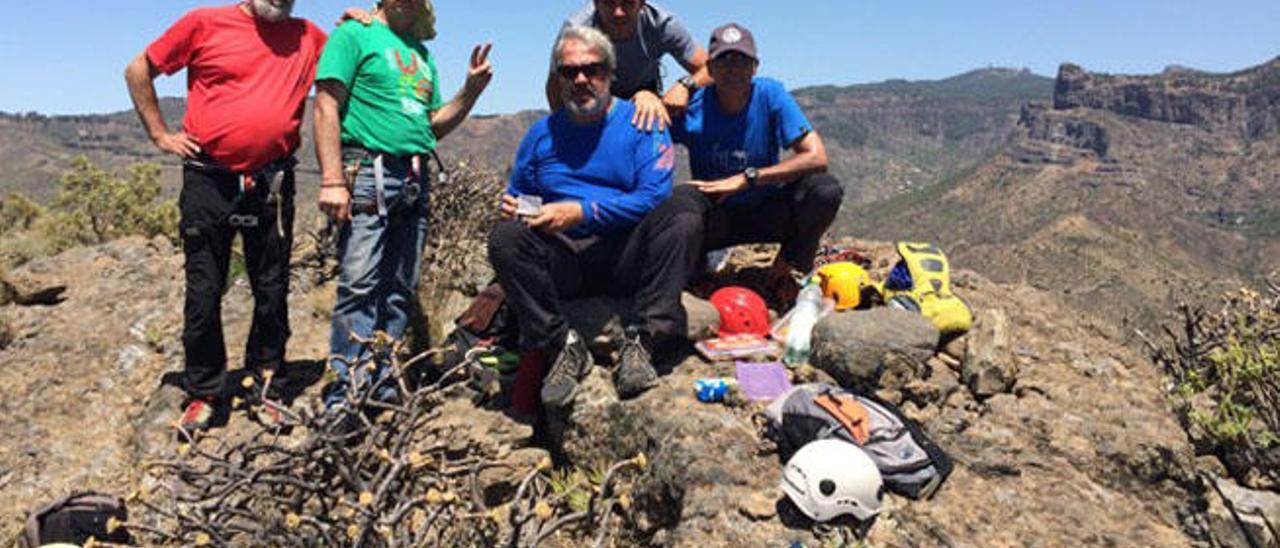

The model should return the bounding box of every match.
[0,68,1051,208]
[843,57,1280,326]
[794,68,1053,205]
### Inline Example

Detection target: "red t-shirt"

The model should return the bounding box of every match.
[147,5,326,172]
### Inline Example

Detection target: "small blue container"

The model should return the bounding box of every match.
[694,378,733,402]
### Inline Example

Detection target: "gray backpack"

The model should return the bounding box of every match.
[764,383,953,500]
[19,492,131,548]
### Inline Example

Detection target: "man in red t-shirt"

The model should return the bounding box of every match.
[124,0,326,434]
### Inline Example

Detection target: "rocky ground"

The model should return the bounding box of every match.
[0,236,1276,546]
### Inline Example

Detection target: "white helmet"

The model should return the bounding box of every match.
[780,438,884,522]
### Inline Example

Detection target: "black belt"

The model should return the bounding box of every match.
[185,156,297,194]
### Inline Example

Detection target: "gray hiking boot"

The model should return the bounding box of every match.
[614,328,658,399]
[540,329,592,410]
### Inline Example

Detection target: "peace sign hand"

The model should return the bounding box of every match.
[463,42,494,97]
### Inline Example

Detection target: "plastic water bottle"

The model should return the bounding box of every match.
[694,378,737,402]
[783,283,824,366]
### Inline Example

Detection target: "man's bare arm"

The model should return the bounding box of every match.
[759,130,828,185]
[430,43,493,141]
[124,51,200,158]
[314,80,351,223]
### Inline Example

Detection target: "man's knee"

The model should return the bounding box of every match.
[670,183,711,210]
[647,185,708,237]
[801,173,844,213]
[487,219,537,269]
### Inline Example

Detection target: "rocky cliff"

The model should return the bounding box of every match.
[1054,58,1280,140]
[846,57,1280,330]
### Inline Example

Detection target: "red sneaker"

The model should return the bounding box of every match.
[178,396,221,435]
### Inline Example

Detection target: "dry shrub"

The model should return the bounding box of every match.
[1145,275,1280,488]
[127,335,642,547]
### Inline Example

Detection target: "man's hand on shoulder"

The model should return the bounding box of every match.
[527,201,584,234]
[336,6,372,26]
[153,131,201,159]
[631,90,670,132]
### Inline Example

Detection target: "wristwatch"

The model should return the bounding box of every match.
[744,167,759,189]
[678,75,698,92]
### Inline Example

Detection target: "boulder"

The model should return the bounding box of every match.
[809,308,939,391]
[963,308,1017,398]
[1207,477,1280,547]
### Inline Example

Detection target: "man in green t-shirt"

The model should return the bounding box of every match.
[313,0,492,417]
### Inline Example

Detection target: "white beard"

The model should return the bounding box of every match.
[250,0,294,22]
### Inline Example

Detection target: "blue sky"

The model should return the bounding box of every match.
[0,1,1275,115]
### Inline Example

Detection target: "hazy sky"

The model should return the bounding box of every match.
[1,1,1275,115]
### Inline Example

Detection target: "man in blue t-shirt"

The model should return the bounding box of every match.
[489,25,685,409]
[662,23,844,305]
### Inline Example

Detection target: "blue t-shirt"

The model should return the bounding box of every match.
[670,77,813,208]
[508,100,675,238]
[565,2,698,99]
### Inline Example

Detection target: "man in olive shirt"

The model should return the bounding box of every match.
[314,0,492,413]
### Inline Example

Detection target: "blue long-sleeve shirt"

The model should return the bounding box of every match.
[507,100,675,237]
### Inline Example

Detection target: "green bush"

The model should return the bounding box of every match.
[39,156,178,252]
[0,192,43,235]
[1148,279,1280,488]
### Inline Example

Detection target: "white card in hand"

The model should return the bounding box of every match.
[516,194,543,217]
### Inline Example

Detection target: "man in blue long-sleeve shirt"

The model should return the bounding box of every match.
[488,25,685,409]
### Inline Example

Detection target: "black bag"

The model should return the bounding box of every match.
[764,383,953,500]
[19,492,132,547]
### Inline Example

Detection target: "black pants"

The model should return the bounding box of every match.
[488,213,696,350]
[653,171,844,282]
[179,165,294,398]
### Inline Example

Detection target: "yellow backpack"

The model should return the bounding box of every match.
[880,242,973,335]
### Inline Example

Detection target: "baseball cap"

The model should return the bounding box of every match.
[708,23,757,61]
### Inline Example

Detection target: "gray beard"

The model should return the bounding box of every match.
[250,0,294,22]
[565,91,611,119]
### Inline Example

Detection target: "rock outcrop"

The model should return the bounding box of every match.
[1054,58,1280,139]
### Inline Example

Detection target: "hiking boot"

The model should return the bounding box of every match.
[614,328,658,399]
[540,329,592,410]
[177,396,223,436]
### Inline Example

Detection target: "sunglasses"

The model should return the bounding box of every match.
[556,62,610,80]
[712,52,757,67]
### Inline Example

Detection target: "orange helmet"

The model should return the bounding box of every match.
[816,262,871,311]
[709,286,770,337]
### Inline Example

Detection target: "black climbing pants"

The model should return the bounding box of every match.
[179,161,294,398]
[488,213,696,351]
[655,172,844,280]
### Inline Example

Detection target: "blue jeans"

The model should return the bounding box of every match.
[326,157,429,409]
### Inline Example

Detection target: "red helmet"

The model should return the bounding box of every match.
[710,286,770,337]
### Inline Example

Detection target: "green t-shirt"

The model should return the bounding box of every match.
[316,20,442,155]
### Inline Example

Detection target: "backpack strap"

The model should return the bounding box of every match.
[813,393,871,444]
